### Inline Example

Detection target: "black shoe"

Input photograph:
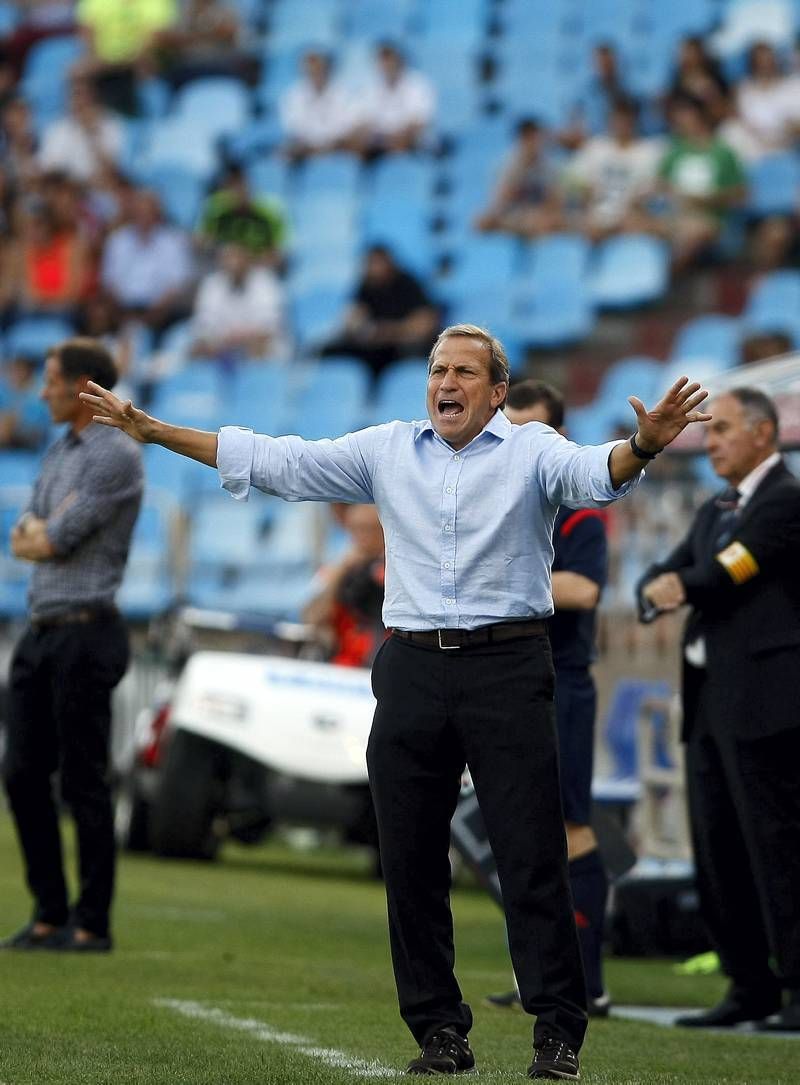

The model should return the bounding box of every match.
[407,1028,475,1075]
[528,1037,580,1080]
[0,922,70,951]
[588,991,611,1018]
[675,990,781,1029]
[484,987,522,1010]
[64,929,113,953]
[756,1002,800,1032]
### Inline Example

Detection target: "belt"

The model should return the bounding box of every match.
[31,606,119,630]
[393,619,547,651]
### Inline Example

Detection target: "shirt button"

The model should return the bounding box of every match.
[453,454,460,461]
[446,487,453,494]
[444,524,451,532]
[445,598,454,605]
[444,562,451,569]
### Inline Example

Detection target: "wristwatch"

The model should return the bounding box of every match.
[629,433,662,460]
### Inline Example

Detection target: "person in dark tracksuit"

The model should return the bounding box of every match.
[487,380,611,1016]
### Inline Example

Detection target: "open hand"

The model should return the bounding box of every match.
[629,377,712,452]
[79,382,156,443]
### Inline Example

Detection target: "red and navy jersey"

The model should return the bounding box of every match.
[548,507,608,669]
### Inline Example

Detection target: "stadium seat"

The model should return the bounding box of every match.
[592,678,672,802]
[369,358,429,425]
[173,77,251,138]
[745,269,800,320]
[290,288,350,350]
[117,491,179,619]
[141,117,219,178]
[3,317,75,362]
[0,451,42,487]
[513,278,595,348]
[362,199,436,278]
[343,0,411,38]
[145,164,205,230]
[21,35,84,119]
[296,153,362,197]
[287,358,370,439]
[670,314,741,367]
[588,235,670,309]
[227,365,294,434]
[267,0,340,48]
[0,487,33,619]
[597,356,665,407]
[246,153,290,198]
[747,152,800,217]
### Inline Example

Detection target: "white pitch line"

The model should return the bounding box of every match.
[155,998,400,1077]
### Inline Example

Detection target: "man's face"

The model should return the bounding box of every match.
[704,393,774,484]
[426,336,506,451]
[41,355,80,425]
[505,402,553,428]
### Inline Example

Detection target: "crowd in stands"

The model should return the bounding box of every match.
[1,0,800,621]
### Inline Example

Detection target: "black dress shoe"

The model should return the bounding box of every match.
[407,1028,475,1075]
[675,991,782,1029]
[64,930,113,953]
[757,1002,800,1032]
[0,922,70,950]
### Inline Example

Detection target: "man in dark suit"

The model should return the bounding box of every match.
[638,387,800,1031]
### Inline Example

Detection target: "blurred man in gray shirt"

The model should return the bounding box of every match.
[2,338,142,953]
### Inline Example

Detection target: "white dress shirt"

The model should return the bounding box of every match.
[279,78,358,148]
[357,69,435,137]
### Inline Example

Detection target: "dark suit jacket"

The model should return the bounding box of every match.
[638,461,800,742]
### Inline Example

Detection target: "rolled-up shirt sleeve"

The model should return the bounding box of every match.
[217,425,380,504]
[46,443,143,555]
[534,430,642,507]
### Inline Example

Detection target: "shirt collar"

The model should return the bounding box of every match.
[415,408,511,448]
[736,451,781,508]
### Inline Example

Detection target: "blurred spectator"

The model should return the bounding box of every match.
[750,214,799,271]
[0,97,40,187]
[279,49,359,162]
[38,76,124,184]
[100,188,193,334]
[0,354,49,450]
[652,95,746,271]
[740,330,793,364]
[1,202,90,317]
[668,36,729,127]
[566,98,663,241]
[734,42,800,157]
[0,2,74,78]
[475,118,564,237]
[322,244,439,378]
[0,163,16,240]
[562,43,634,148]
[160,0,256,89]
[0,51,18,113]
[197,164,286,264]
[75,0,178,115]
[352,42,435,156]
[190,242,288,361]
[303,504,386,668]
[77,293,134,381]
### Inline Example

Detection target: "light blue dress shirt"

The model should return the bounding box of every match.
[217,410,640,630]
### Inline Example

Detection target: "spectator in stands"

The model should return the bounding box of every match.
[475,118,564,238]
[741,330,793,365]
[0,162,16,241]
[279,49,360,163]
[77,293,134,384]
[735,42,800,158]
[0,97,40,188]
[38,76,124,185]
[652,95,747,271]
[562,42,634,149]
[159,0,255,89]
[74,0,178,115]
[100,188,193,336]
[322,244,439,378]
[0,2,74,79]
[190,242,288,362]
[303,504,386,668]
[0,354,50,450]
[353,42,435,156]
[1,202,89,318]
[197,164,287,265]
[668,36,729,127]
[566,97,663,241]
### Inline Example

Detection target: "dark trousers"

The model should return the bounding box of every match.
[3,614,129,937]
[367,634,587,1050]
[687,680,800,992]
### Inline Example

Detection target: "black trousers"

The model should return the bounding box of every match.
[687,679,800,992]
[367,634,587,1050]
[3,614,129,937]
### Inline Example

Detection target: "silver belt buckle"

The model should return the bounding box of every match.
[438,629,461,650]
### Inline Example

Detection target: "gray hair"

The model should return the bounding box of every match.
[727,386,779,440]
[428,324,510,407]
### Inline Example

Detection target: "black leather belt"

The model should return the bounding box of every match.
[31,606,119,630]
[393,619,547,650]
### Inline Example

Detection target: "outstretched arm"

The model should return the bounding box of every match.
[608,376,711,489]
[80,381,218,467]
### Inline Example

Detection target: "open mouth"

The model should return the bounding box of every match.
[438,399,464,418]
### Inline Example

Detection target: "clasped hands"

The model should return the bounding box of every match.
[642,572,686,612]
[11,514,54,562]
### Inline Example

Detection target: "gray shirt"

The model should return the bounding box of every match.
[26,423,143,620]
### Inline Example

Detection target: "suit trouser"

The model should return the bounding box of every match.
[686,678,800,991]
[366,633,588,1051]
[3,614,129,937]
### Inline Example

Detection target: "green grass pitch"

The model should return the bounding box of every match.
[0,815,796,1084]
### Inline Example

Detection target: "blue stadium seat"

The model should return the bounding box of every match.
[117,491,179,619]
[369,358,429,425]
[296,153,362,196]
[149,385,224,431]
[0,486,33,619]
[286,358,370,439]
[592,678,672,801]
[156,364,220,399]
[0,451,42,487]
[745,269,800,321]
[589,235,670,309]
[362,199,436,278]
[142,117,219,178]
[747,152,800,217]
[188,492,270,568]
[597,356,665,407]
[225,115,284,162]
[670,314,741,366]
[344,0,411,38]
[513,278,595,348]
[446,236,522,304]
[0,2,18,33]
[267,0,340,48]
[246,153,290,198]
[529,234,591,283]
[145,164,205,230]
[159,320,195,362]
[227,365,293,434]
[173,77,252,138]
[741,310,800,349]
[21,35,84,118]
[3,317,75,362]
[290,288,350,350]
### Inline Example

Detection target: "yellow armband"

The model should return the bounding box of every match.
[715,541,759,585]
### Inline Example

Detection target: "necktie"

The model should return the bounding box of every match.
[714,487,741,549]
